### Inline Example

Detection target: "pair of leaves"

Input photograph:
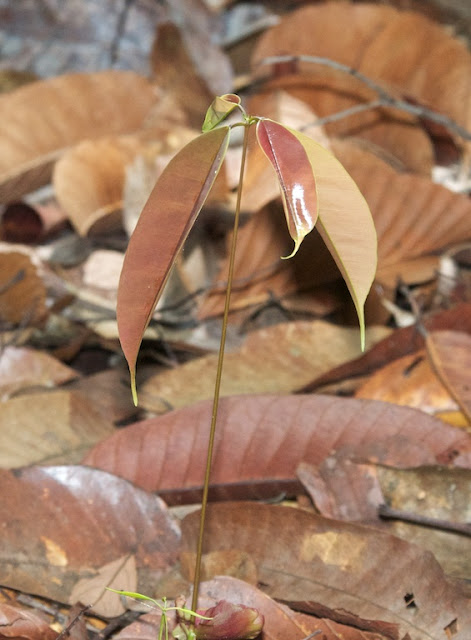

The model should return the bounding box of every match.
[117,96,377,401]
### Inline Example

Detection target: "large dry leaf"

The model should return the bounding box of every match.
[0,390,115,467]
[0,346,77,399]
[0,466,180,612]
[0,247,47,326]
[331,140,471,283]
[182,503,471,640]
[53,136,144,236]
[248,73,434,175]
[0,71,157,201]
[300,303,471,392]
[83,394,471,504]
[137,321,390,412]
[252,3,471,148]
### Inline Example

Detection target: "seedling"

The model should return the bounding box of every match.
[117,94,377,623]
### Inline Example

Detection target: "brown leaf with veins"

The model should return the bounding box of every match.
[0,466,180,609]
[83,394,471,504]
[182,503,471,640]
[0,248,47,326]
[0,603,57,640]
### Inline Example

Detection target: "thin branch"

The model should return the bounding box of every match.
[258,55,471,142]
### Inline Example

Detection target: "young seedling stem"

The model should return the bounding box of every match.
[191,122,251,614]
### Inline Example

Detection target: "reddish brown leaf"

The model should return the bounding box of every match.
[182,503,471,639]
[256,119,318,257]
[0,466,180,610]
[83,394,471,504]
[0,603,57,640]
[117,126,230,403]
[0,247,47,326]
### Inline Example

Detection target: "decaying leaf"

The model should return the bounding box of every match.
[0,466,180,608]
[0,246,47,326]
[182,502,471,639]
[83,394,471,503]
[0,71,157,201]
[0,390,115,467]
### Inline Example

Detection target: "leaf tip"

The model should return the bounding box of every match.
[130,368,138,406]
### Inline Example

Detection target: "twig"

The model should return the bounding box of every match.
[258,55,471,142]
[378,503,471,536]
[55,605,92,640]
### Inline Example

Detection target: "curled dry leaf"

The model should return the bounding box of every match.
[0,390,114,467]
[182,502,471,640]
[0,70,157,201]
[252,2,471,149]
[0,346,77,399]
[137,321,389,412]
[0,246,47,326]
[83,394,471,504]
[53,136,145,236]
[0,465,180,608]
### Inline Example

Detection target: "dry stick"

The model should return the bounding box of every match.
[190,123,251,614]
[378,504,471,537]
[259,55,471,142]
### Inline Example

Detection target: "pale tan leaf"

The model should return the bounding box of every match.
[0,346,78,399]
[0,71,157,200]
[139,321,390,412]
[0,390,115,467]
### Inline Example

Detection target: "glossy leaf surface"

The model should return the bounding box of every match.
[117,126,230,403]
[289,128,377,348]
[256,119,318,258]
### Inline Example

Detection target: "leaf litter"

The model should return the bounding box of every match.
[1,1,471,639]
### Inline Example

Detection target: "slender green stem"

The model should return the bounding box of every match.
[191,123,251,614]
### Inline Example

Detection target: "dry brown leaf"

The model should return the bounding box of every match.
[83,394,471,504]
[0,603,57,640]
[330,140,471,282]
[354,351,458,416]
[252,2,471,151]
[0,346,78,399]
[138,321,390,412]
[248,72,434,174]
[182,502,471,639]
[53,136,145,236]
[426,330,471,422]
[0,71,157,201]
[0,390,115,467]
[0,246,47,326]
[0,465,180,609]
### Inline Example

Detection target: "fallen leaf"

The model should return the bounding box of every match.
[0,246,47,326]
[0,466,180,608]
[0,70,157,200]
[0,390,114,467]
[426,330,471,422]
[182,502,471,639]
[0,346,78,399]
[83,394,471,504]
[248,71,434,174]
[138,321,389,412]
[0,603,57,640]
[252,3,471,150]
[354,351,458,415]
